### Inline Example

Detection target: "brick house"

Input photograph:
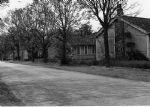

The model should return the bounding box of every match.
[96,15,150,61]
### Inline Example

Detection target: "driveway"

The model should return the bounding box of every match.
[0,61,150,106]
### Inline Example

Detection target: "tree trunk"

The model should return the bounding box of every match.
[31,47,35,62]
[43,45,48,63]
[13,50,15,61]
[61,33,68,65]
[122,22,126,58]
[16,44,20,61]
[103,27,110,66]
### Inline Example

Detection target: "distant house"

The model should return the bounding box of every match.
[7,49,28,61]
[96,15,150,61]
[48,34,96,62]
[68,35,96,61]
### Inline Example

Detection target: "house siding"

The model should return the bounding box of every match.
[48,45,96,62]
[72,54,96,61]
[148,36,150,59]
[22,50,28,60]
[72,45,96,61]
[96,25,115,61]
[124,23,149,58]
[96,36,104,61]
[115,19,125,59]
[48,46,58,60]
[108,25,116,58]
[96,19,150,61]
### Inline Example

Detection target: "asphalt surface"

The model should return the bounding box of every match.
[0,61,150,106]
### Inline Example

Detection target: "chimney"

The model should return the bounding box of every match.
[117,4,124,16]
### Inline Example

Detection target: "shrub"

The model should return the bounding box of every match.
[110,60,150,69]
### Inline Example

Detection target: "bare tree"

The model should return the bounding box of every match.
[0,0,9,33]
[8,1,57,62]
[79,24,93,36]
[9,9,25,60]
[52,0,83,65]
[0,33,13,60]
[25,1,57,62]
[0,0,8,4]
[78,0,139,65]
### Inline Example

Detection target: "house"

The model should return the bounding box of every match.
[6,49,28,61]
[96,5,150,61]
[48,34,96,62]
[68,35,96,62]
[96,15,150,61]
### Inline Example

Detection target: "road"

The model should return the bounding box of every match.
[0,61,150,106]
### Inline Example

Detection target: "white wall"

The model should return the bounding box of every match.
[96,19,150,61]
[108,25,116,58]
[23,50,28,60]
[149,36,150,58]
[48,47,58,59]
[96,25,116,61]
[96,36,105,61]
[125,24,149,58]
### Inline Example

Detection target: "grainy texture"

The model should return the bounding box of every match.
[1,61,150,106]
[0,80,24,106]
[11,61,150,82]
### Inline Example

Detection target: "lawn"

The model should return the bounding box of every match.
[8,61,150,82]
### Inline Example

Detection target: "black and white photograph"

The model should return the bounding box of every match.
[0,0,150,106]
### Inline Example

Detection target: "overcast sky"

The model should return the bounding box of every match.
[91,0,150,31]
[1,0,150,31]
[0,0,33,17]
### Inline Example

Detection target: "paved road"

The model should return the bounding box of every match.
[0,61,150,106]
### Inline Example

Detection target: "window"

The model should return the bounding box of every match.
[75,46,95,55]
[81,46,84,55]
[77,46,80,55]
[88,45,95,54]
[85,46,88,54]
[88,46,92,54]
[92,46,96,54]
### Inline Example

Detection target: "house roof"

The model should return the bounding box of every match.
[67,35,96,46]
[96,15,150,37]
[122,16,150,33]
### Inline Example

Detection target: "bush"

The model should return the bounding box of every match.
[69,60,98,66]
[110,60,150,69]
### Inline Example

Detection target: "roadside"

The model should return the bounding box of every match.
[1,61,150,106]
[0,78,24,106]
[7,60,150,82]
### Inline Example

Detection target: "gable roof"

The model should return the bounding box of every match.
[122,16,150,34]
[96,15,150,37]
[67,35,96,46]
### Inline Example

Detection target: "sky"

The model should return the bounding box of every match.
[0,0,33,17]
[90,0,150,31]
[0,0,150,31]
